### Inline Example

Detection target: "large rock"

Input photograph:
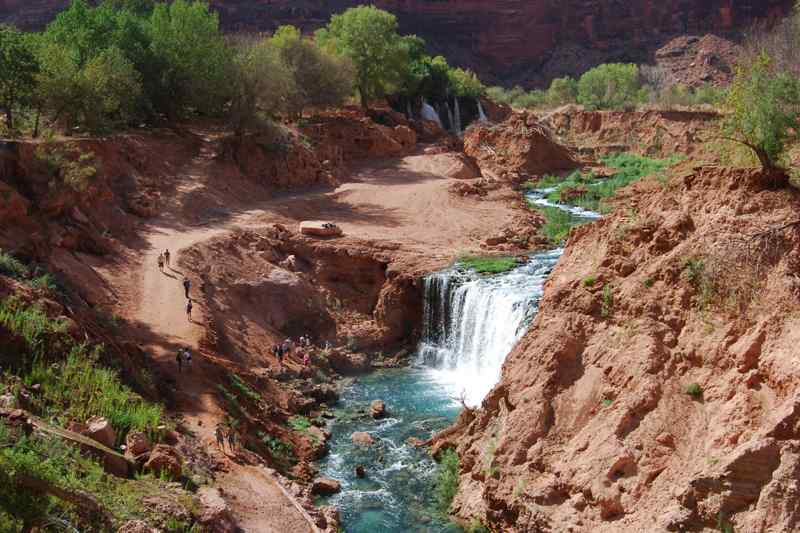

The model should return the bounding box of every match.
[311,477,342,495]
[144,444,182,480]
[369,400,386,419]
[351,432,375,447]
[125,431,151,456]
[85,416,116,449]
[197,487,236,533]
[442,153,482,180]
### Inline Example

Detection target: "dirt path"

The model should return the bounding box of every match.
[133,140,318,533]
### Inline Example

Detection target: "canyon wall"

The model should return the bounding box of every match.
[0,0,792,86]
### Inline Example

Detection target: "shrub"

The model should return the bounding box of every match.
[228,372,261,404]
[578,63,643,110]
[685,383,703,397]
[721,51,800,173]
[288,416,312,431]
[458,256,517,275]
[434,448,459,514]
[583,276,597,287]
[536,206,574,244]
[601,284,614,318]
[0,251,29,279]
[643,277,654,288]
[0,297,69,362]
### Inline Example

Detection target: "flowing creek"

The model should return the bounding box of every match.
[316,190,597,532]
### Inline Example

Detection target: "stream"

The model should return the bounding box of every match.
[316,190,597,532]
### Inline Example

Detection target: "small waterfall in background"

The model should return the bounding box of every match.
[453,97,462,135]
[417,250,562,405]
[477,98,488,122]
[420,100,443,128]
[445,100,455,134]
[405,100,413,120]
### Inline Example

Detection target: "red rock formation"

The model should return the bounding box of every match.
[432,164,800,532]
[0,1,791,86]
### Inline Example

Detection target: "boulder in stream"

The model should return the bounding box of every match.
[312,477,342,495]
[369,400,386,419]
[351,432,375,446]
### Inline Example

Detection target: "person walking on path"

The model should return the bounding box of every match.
[186,299,193,322]
[164,249,171,268]
[303,352,310,366]
[175,350,183,373]
[184,348,192,372]
[183,277,191,298]
[157,254,164,272]
[282,338,293,360]
[227,428,237,452]
[215,424,225,450]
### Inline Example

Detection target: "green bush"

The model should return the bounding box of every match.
[458,256,517,275]
[0,297,69,361]
[578,63,643,110]
[287,416,312,431]
[0,251,29,279]
[434,448,459,514]
[583,276,597,287]
[601,284,614,318]
[685,383,703,397]
[536,206,574,244]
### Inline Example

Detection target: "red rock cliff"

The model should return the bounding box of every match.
[0,1,792,86]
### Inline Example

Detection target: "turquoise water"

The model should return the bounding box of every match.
[317,368,463,533]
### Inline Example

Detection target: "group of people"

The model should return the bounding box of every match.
[321,222,338,230]
[175,346,193,373]
[272,335,314,367]
[155,248,193,322]
[215,423,239,452]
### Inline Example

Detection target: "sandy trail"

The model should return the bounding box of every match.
[127,134,520,531]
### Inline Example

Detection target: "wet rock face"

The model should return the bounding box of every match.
[2,2,791,86]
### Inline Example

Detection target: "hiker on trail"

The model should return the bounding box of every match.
[184,348,192,371]
[157,254,164,272]
[227,428,237,452]
[164,249,171,267]
[175,350,183,373]
[303,352,310,366]
[186,299,193,321]
[282,338,293,358]
[183,277,191,298]
[215,425,225,450]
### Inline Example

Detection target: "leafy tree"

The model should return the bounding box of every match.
[419,55,451,101]
[146,0,230,117]
[721,52,800,172]
[228,37,293,135]
[546,76,578,107]
[103,0,156,14]
[0,26,38,131]
[269,25,354,118]
[577,63,642,110]
[82,46,142,128]
[316,5,404,107]
[447,67,484,98]
[42,0,119,67]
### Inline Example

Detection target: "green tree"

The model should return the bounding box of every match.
[146,0,230,117]
[447,67,484,98]
[721,52,800,172]
[82,46,142,128]
[577,63,642,110]
[546,76,578,107]
[0,26,38,132]
[269,25,354,118]
[103,0,156,14]
[228,37,293,135]
[42,0,119,67]
[316,5,404,108]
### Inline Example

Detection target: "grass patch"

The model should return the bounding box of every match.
[601,398,613,407]
[536,205,574,244]
[583,275,597,287]
[25,346,163,440]
[228,373,261,405]
[601,284,614,318]
[434,448,460,515]
[643,277,654,288]
[533,153,682,212]
[287,416,312,432]
[0,250,29,279]
[0,297,70,363]
[458,256,517,275]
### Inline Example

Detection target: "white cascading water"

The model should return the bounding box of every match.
[453,96,462,134]
[406,100,413,120]
[477,98,488,122]
[421,100,442,128]
[445,101,455,134]
[418,250,562,405]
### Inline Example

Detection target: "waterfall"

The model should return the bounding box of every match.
[453,97,462,134]
[406,100,414,120]
[477,98,488,122]
[417,251,562,405]
[421,100,443,128]
[445,101,455,134]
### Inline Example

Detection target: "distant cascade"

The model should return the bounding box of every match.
[477,98,488,122]
[406,100,414,120]
[445,101,455,134]
[421,100,443,128]
[417,252,561,405]
[453,96,462,134]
